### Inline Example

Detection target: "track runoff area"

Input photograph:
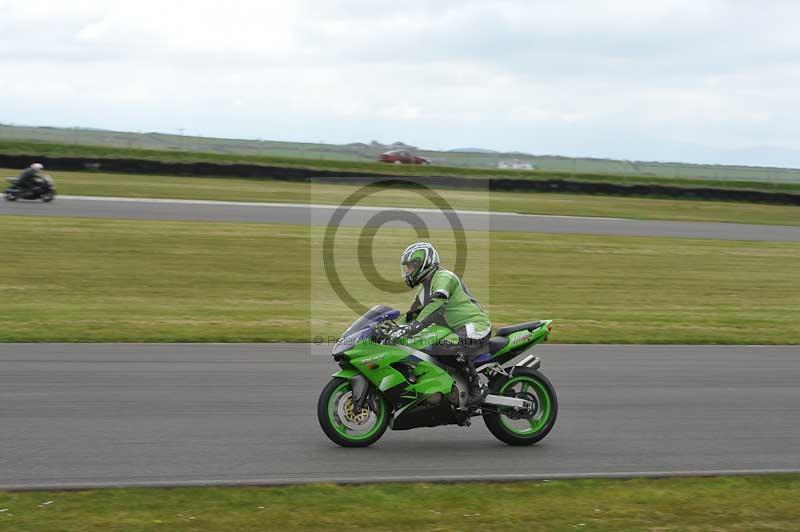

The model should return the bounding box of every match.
[2,188,799,487]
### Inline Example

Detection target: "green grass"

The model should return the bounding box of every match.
[3,139,800,193]
[1,216,798,343]
[1,475,799,531]
[7,168,800,226]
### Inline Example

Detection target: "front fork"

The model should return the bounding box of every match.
[349,374,370,411]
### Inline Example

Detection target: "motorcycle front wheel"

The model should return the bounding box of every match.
[483,368,558,446]
[318,377,389,447]
[41,191,55,202]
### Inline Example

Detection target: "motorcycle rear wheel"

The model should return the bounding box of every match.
[4,191,16,201]
[483,368,558,446]
[318,377,389,447]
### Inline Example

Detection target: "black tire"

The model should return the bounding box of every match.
[317,377,389,447]
[4,191,16,201]
[483,368,558,446]
[42,191,55,203]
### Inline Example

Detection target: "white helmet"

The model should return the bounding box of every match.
[400,242,440,288]
[30,163,44,171]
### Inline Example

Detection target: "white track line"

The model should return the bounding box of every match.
[57,195,628,221]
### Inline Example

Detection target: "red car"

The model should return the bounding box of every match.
[379,150,431,165]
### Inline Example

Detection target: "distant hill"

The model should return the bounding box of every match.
[448,147,500,154]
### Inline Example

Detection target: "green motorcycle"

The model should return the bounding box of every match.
[318,305,558,447]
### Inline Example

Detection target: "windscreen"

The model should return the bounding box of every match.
[342,305,400,336]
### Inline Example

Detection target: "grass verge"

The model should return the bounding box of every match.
[1,475,799,532]
[1,216,797,343]
[4,168,800,226]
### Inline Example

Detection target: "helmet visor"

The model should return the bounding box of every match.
[401,258,420,276]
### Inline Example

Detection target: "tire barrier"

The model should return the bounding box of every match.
[1,153,798,205]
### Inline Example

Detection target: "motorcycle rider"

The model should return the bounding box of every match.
[14,163,45,193]
[396,242,491,406]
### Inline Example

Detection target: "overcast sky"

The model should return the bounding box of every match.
[1,0,799,166]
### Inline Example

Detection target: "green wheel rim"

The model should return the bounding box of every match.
[327,381,386,441]
[498,376,553,436]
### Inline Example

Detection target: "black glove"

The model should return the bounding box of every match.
[386,322,424,341]
[387,324,411,340]
[405,321,425,336]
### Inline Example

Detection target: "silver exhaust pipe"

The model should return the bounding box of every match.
[516,354,540,370]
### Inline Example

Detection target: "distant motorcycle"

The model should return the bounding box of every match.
[4,175,56,202]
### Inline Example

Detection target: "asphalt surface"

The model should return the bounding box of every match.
[2,195,799,240]
[1,343,798,490]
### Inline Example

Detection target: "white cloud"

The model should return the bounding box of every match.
[1,0,800,165]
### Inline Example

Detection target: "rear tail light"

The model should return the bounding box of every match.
[547,323,553,332]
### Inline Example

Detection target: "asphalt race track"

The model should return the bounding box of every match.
[1,343,798,490]
[2,195,799,241]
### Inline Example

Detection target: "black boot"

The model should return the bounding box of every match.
[459,355,488,406]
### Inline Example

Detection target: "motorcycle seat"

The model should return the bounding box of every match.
[472,336,508,365]
[488,336,509,354]
[495,320,543,337]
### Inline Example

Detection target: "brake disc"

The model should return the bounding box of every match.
[337,392,372,430]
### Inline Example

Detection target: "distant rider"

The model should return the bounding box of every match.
[396,242,491,406]
[15,163,45,192]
